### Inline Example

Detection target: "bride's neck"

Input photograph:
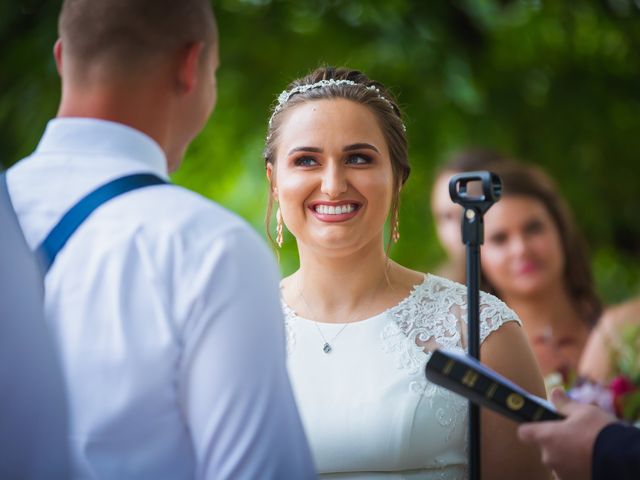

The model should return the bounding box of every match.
[292,241,390,314]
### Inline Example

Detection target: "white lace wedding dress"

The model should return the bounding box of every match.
[283,274,521,479]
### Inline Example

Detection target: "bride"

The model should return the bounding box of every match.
[264,66,550,479]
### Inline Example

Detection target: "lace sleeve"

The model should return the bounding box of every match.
[386,275,521,356]
[477,290,521,345]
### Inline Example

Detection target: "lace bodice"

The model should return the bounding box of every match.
[283,274,521,479]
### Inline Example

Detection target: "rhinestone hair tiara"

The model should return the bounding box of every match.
[268,78,405,131]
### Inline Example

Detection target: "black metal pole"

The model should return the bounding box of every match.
[449,172,502,480]
[467,233,481,480]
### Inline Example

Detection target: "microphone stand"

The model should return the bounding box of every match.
[448,171,502,480]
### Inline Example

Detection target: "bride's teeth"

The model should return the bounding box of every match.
[315,204,357,214]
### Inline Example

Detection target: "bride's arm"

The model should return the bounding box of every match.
[480,322,552,480]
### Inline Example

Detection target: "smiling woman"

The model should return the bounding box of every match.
[268,98,394,255]
[263,66,551,479]
[264,69,409,252]
[481,163,602,384]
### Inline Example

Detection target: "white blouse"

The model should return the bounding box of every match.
[284,274,521,479]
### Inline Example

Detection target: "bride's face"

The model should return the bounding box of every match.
[268,98,394,256]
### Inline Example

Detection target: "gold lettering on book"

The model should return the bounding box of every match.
[486,382,498,399]
[462,370,478,388]
[443,359,455,375]
[506,393,525,411]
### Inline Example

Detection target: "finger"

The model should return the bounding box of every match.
[550,387,569,408]
[517,424,535,443]
[550,388,581,416]
[518,422,548,444]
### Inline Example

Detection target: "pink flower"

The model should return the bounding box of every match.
[610,375,636,397]
[610,375,637,417]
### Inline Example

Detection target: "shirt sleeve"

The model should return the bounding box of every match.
[177,224,316,480]
[0,188,70,479]
[592,422,640,480]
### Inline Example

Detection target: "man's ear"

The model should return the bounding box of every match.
[266,163,278,198]
[53,39,63,77]
[176,42,204,93]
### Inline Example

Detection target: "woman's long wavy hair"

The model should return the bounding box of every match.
[482,163,602,328]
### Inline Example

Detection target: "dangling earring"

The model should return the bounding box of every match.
[276,207,284,248]
[391,211,400,243]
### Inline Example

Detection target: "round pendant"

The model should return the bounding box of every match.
[323,343,332,354]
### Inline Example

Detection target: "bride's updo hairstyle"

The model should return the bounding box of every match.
[264,66,410,247]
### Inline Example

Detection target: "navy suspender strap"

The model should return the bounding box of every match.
[37,173,168,274]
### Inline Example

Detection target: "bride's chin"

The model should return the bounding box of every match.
[302,235,361,256]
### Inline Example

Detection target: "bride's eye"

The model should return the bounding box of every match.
[346,153,372,165]
[294,156,319,167]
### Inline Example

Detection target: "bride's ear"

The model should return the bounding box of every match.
[266,163,278,198]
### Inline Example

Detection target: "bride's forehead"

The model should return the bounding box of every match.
[277,100,386,143]
[285,99,379,124]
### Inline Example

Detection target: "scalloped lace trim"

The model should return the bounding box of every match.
[382,274,521,393]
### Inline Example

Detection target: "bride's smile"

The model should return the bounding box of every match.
[308,200,362,222]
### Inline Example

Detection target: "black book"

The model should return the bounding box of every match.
[425,349,563,423]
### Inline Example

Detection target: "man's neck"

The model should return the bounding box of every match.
[57,82,172,161]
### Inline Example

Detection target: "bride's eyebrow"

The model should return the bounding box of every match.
[343,143,379,153]
[288,146,323,155]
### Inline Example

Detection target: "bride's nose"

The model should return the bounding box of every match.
[320,162,348,198]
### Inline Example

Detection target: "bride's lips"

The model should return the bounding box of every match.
[308,200,362,223]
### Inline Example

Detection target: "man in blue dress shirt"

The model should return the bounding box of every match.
[5,0,315,478]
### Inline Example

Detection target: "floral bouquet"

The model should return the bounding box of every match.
[569,323,640,422]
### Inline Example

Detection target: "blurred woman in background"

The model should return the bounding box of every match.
[480,162,602,386]
[430,148,507,283]
[579,296,640,383]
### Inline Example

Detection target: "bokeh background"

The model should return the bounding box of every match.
[2,0,639,304]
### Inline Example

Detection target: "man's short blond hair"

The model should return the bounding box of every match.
[59,0,216,72]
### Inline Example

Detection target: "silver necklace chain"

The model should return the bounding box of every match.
[298,289,352,354]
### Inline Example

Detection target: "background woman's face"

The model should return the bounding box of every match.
[269,98,394,256]
[481,195,565,298]
[431,171,465,261]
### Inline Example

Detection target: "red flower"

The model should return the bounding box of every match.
[610,375,637,417]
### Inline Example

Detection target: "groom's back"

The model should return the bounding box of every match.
[6,0,315,478]
[7,117,313,479]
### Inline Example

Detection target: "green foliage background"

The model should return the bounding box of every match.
[2,0,639,304]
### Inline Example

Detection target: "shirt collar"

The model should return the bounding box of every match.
[35,117,169,178]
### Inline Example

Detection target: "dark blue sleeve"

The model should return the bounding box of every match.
[592,423,640,480]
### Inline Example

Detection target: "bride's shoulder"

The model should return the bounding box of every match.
[401,270,522,342]
[409,271,518,319]
[399,270,466,300]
